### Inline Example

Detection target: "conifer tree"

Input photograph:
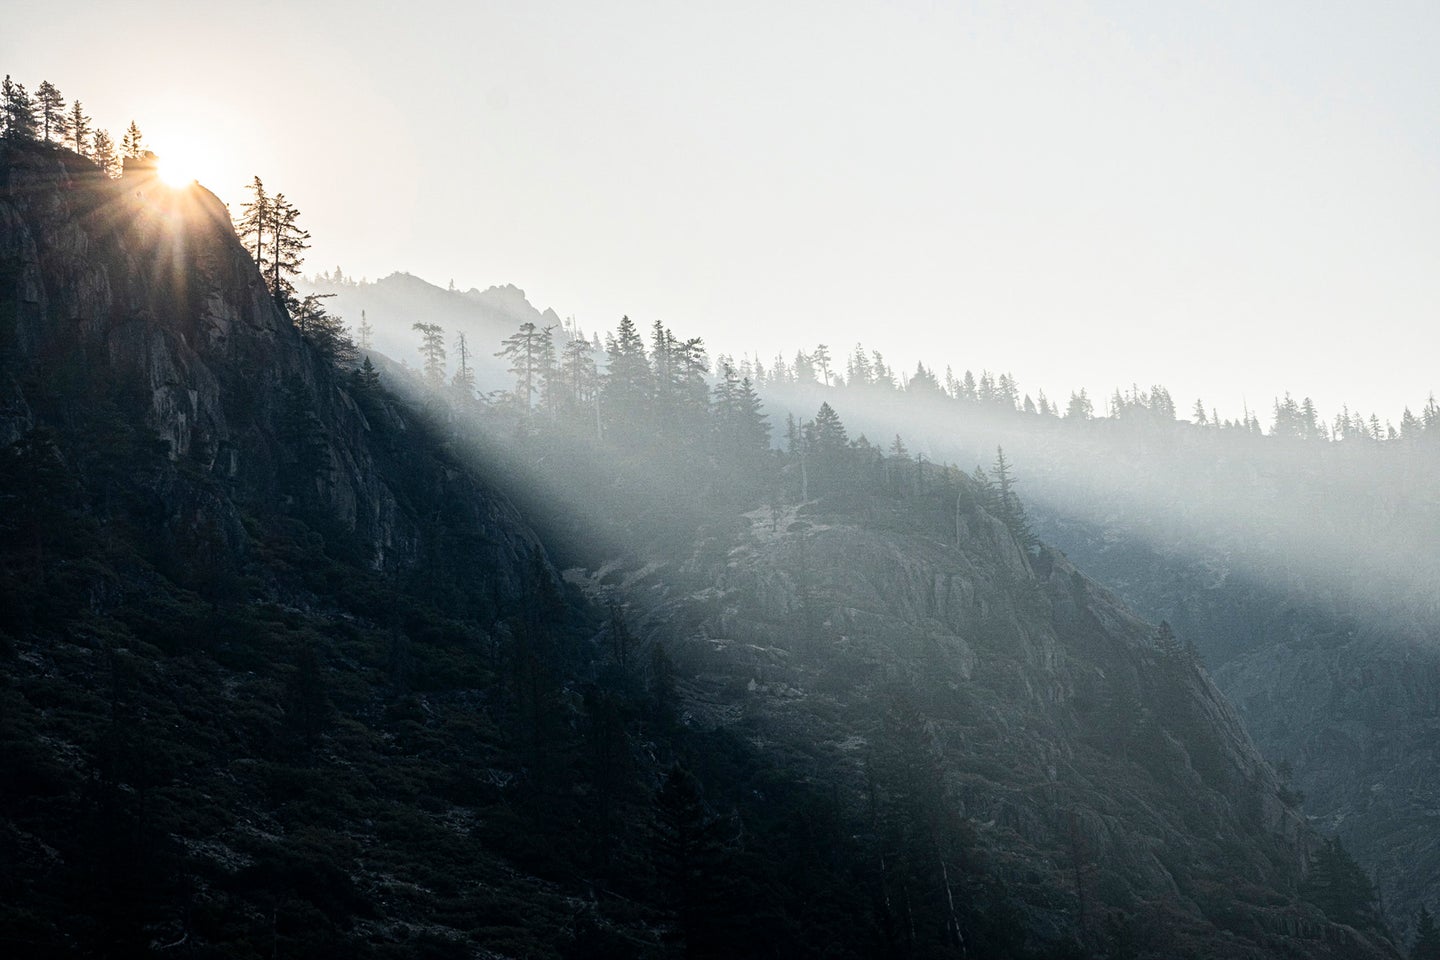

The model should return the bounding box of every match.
[412,322,447,389]
[66,100,90,155]
[353,355,381,394]
[1066,389,1093,420]
[908,362,941,394]
[121,120,144,159]
[266,193,309,305]
[959,369,977,402]
[560,334,598,413]
[495,321,549,413]
[292,293,355,366]
[847,343,872,386]
[813,343,833,386]
[793,349,816,385]
[356,310,374,351]
[602,315,651,443]
[452,331,477,398]
[91,129,116,176]
[991,446,1036,548]
[235,176,271,271]
[35,81,66,143]
[871,351,896,390]
[1,76,39,141]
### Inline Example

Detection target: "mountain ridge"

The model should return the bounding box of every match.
[0,139,1402,958]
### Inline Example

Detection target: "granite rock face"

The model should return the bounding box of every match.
[0,141,540,600]
[573,495,1398,958]
[1031,506,1440,935]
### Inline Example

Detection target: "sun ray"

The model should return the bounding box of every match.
[154,136,208,187]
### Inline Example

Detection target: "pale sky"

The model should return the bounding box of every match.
[7,0,1439,422]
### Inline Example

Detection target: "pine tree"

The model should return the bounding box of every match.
[1,76,39,141]
[847,343,872,386]
[602,315,651,444]
[991,446,1036,548]
[356,310,374,351]
[813,343,833,386]
[66,100,90,155]
[35,81,66,143]
[959,369,977,403]
[412,322,447,389]
[91,129,117,176]
[292,293,355,366]
[452,331,477,398]
[266,193,310,305]
[495,321,549,413]
[793,349,816,385]
[560,334,598,418]
[352,354,382,397]
[120,120,144,159]
[235,177,271,272]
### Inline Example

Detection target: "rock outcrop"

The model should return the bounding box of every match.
[0,141,540,597]
[574,495,1399,958]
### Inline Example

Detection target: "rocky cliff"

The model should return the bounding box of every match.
[0,139,1405,958]
[572,491,1399,958]
[1032,510,1440,936]
[0,141,541,594]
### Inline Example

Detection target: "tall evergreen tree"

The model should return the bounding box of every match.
[235,176,271,272]
[1,76,39,141]
[1066,389,1093,420]
[602,315,651,444]
[452,331,477,398]
[495,321,549,414]
[66,99,90,155]
[356,310,374,350]
[813,343,833,386]
[991,446,1036,548]
[35,81,66,143]
[412,322,447,389]
[266,193,310,305]
[120,120,144,159]
[91,129,116,176]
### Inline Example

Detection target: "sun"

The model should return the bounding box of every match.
[155,137,208,188]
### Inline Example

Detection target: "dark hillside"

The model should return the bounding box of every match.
[0,141,1400,958]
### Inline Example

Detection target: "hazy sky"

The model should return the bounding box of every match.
[7,0,1439,421]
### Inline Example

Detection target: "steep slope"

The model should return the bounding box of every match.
[0,142,635,957]
[567,482,1397,959]
[1029,510,1440,934]
[0,141,1402,959]
[756,377,1440,934]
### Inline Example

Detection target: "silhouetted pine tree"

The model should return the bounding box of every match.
[1,76,39,141]
[35,81,66,143]
[66,100,89,155]
[91,129,117,176]
[120,120,144,159]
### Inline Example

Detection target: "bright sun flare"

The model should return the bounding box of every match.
[156,139,207,187]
